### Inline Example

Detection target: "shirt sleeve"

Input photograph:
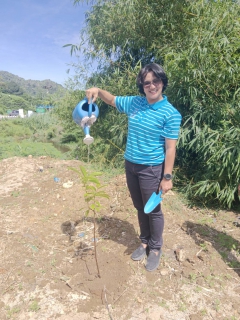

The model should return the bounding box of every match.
[115,96,136,114]
[162,110,182,139]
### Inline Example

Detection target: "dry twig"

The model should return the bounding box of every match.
[103,285,113,320]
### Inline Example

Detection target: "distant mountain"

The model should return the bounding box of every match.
[0,71,66,97]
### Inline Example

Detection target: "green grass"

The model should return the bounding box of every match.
[6,305,21,318]
[0,139,67,159]
[0,113,73,160]
[28,300,40,312]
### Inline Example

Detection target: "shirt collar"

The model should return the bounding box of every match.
[146,95,167,110]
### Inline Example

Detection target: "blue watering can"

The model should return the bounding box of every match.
[72,98,99,145]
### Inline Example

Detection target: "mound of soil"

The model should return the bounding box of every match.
[0,157,240,320]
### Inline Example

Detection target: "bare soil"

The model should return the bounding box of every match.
[0,157,240,320]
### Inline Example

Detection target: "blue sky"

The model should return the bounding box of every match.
[0,0,90,85]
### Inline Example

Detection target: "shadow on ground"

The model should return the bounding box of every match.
[184,221,240,276]
[61,215,140,256]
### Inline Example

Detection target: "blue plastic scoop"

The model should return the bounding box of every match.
[144,190,163,214]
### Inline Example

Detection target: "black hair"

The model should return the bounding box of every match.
[136,63,168,95]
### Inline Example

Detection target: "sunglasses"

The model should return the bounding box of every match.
[143,79,162,88]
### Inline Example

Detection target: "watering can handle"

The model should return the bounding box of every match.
[88,98,92,117]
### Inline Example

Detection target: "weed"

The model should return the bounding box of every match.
[29,300,40,312]
[6,306,21,318]
[214,299,221,311]
[205,275,215,288]
[194,286,202,293]
[178,302,187,312]
[200,309,207,316]
[189,273,197,282]
[197,217,213,225]
[159,300,169,309]
[51,258,56,267]
[101,246,108,252]
[25,261,32,267]
[197,226,210,236]
[215,233,239,251]
[18,284,23,291]
[11,191,20,197]
[200,242,208,251]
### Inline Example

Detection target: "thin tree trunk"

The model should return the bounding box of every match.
[93,210,101,278]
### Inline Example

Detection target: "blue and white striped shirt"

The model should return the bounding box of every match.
[115,95,182,165]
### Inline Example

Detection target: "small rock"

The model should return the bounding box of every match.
[175,248,185,262]
[38,166,43,172]
[233,215,240,227]
[28,155,33,159]
[63,181,73,188]
[160,268,169,276]
[137,297,143,303]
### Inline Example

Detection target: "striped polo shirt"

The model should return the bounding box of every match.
[115,95,182,165]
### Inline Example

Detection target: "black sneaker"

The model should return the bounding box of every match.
[131,245,147,261]
[145,249,162,271]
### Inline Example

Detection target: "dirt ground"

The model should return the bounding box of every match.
[0,156,240,320]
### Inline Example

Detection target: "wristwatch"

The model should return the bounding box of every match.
[163,173,173,180]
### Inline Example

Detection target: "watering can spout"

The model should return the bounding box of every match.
[72,97,99,145]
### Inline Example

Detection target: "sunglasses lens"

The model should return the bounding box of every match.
[143,79,161,87]
[153,79,161,85]
[143,81,151,87]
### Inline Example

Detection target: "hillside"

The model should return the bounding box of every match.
[0,71,65,97]
[0,71,67,114]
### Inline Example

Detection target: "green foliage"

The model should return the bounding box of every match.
[0,81,24,95]
[71,165,109,213]
[0,118,32,138]
[0,71,67,115]
[165,0,240,208]
[28,300,40,312]
[0,92,31,113]
[23,112,60,134]
[0,139,65,160]
[68,0,240,208]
